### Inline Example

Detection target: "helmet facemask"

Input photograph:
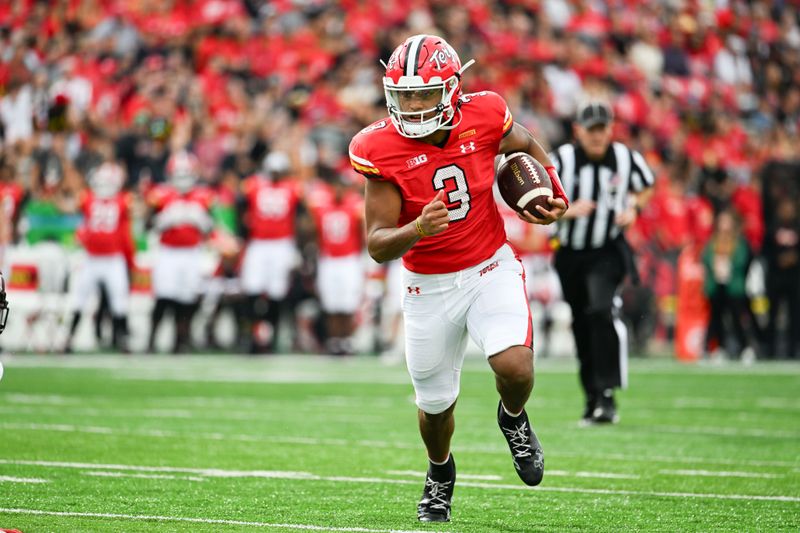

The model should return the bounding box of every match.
[167,151,200,194]
[171,171,196,193]
[384,75,460,139]
[88,163,124,199]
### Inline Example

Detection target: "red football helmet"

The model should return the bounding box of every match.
[166,150,200,193]
[88,162,125,198]
[382,34,475,138]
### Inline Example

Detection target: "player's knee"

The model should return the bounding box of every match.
[417,396,457,416]
[490,345,533,385]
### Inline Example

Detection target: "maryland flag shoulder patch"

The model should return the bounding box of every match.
[349,151,383,179]
[502,106,514,137]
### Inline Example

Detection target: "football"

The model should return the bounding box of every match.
[496,152,553,219]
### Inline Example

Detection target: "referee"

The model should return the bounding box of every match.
[550,101,654,424]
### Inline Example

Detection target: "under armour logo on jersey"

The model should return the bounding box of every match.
[460,142,476,153]
[407,286,421,294]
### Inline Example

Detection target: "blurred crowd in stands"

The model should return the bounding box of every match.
[0,0,798,359]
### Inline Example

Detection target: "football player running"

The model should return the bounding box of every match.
[349,34,568,523]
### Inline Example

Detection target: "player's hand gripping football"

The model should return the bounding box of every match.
[416,190,450,237]
[517,197,568,225]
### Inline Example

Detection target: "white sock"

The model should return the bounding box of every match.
[502,403,523,418]
[429,453,450,466]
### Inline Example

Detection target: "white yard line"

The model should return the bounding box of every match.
[0,508,439,532]
[643,424,800,439]
[0,422,404,449]
[6,354,799,376]
[386,470,503,481]
[3,394,82,405]
[659,469,782,479]
[0,405,196,419]
[549,470,640,480]
[0,405,385,424]
[673,397,800,410]
[552,450,796,468]
[2,460,798,503]
[0,476,49,483]
[756,398,800,410]
[0,459,317,480]
[83,471,206,482]
[3,422,797,469]
[386,470,639,480]
[457,481,800,502]
[107,371,410,385]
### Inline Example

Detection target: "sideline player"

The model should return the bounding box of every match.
[307,178,364,355]
[65,162,133,352]
[239,152,303,353]
[147,151,214,353]
[349,34,568,522]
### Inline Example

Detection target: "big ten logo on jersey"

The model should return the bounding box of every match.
[360,120,388,135]
[322,211,350,244]
[88,201,120,232]
[256,189,290,218]
[406,153,428,169]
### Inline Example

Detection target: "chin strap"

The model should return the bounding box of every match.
[545,166,569,209]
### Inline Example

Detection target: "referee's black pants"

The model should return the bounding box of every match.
[555,244,627,401]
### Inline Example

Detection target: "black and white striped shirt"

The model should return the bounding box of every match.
[550,142,655,251]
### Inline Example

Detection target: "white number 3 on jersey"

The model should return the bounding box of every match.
[432,165,471,222]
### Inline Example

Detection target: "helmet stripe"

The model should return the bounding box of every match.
[404,35,425,77]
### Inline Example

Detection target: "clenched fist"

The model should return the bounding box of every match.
[416,190,450,237]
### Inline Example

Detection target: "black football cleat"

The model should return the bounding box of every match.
[591,389,620,424]
[498,401,544,486]
[417,455,455,522]
[579,393,598,427]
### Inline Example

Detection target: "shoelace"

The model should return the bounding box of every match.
[502,421,532,459]
[423,477,452,511]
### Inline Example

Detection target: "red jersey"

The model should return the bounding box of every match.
[77,191,133,258]
[349,91,513,274]
[242,177,301,240]
[309,188,363,258]
[0,181,24,224]
[148,185,214,247]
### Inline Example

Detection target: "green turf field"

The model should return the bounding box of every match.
[0,355,798,532]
